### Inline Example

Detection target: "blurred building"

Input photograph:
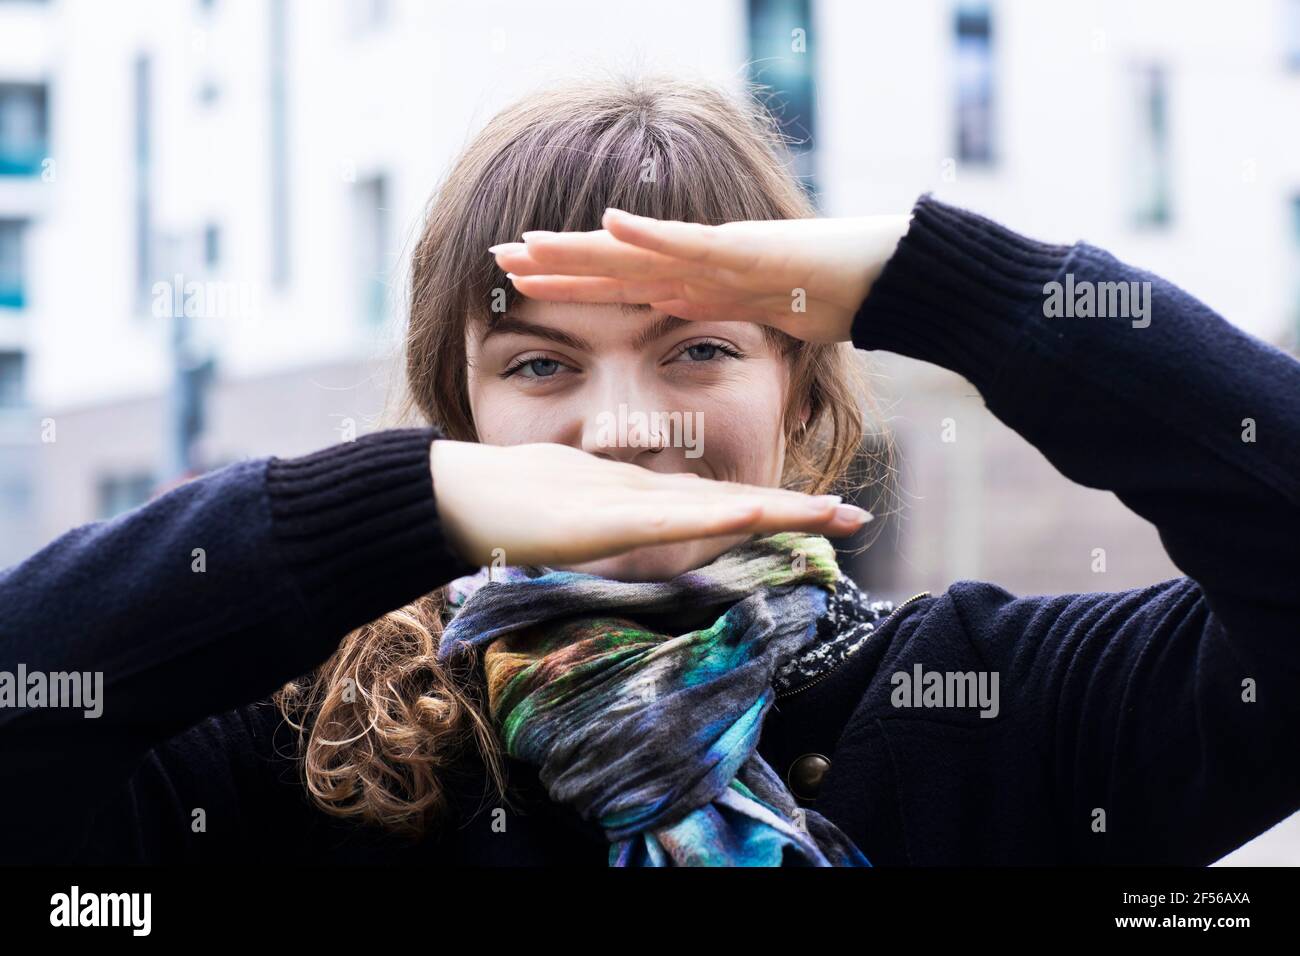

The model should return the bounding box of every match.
[1,0,1296,569]
[1,0,1298,859]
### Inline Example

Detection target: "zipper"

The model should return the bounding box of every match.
[775,590,932,700]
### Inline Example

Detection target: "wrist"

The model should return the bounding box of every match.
[847,193,1074,382]
[428,439,478,566]
[266,428,477,631]
[831,214,914,340]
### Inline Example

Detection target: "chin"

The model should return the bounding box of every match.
[569,535,746,582]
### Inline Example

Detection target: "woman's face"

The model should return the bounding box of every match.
[465,299,796,581]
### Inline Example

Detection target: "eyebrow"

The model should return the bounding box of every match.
[478,310,694,352]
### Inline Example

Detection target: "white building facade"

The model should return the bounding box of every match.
[1,0,1297,858]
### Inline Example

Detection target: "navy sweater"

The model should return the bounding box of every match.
[1,195,1297,865]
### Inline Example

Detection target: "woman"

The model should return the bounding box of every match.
[1,75,1297,866]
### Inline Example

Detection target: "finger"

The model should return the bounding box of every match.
[635,479,875,533]
[629,485,842,514]
[541,494,873,566]
[503,273,681,304]
[603,495,871,549]
[602,209,759,274]
[719,495,874,536]
[506,273,767,311]
[494,230,713,281]
[640,471,836,503]
[739,500,873,538]
[624,483,848,519]
[579,498,791,552]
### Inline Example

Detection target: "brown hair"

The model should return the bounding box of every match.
[274,72,893,838]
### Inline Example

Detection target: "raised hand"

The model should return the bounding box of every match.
[490,208,912,344]
[429,439,871,568]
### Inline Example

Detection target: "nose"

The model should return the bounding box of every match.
[579,378,672,464]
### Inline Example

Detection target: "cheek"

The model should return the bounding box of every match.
[468,382,573,446]
[466,371,521,445]
[695,370,789,485]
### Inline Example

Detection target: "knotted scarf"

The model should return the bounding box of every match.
[437,531,871,867]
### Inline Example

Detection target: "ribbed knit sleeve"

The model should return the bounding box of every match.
[849,193,1073,388]
[826,194,1300,864]
[848,192,1300,635]
[265,426,478,634]
[0,425,479,862]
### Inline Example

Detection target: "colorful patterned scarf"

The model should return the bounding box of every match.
[437,532,871,867]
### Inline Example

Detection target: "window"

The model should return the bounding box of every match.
[1286,0,1300,70]
[0,220,24,308]
[1131,63,1172,228]
[268,0,289,286]
[203,223,221,268]
[0,352,25,408]
[353,175,390,325]
[0,83,48,177]
[954,1,994,165]
[133,55,153,299]
[195,0,220,105]
[746,0,818,197]
[96,472,156,520]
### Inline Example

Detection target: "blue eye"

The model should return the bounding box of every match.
[674,340,743,363]
[503,356,564,379]
[521,358,560,377]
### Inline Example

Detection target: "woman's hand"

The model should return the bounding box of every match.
[489,210,912,344]
[429,439,871,567]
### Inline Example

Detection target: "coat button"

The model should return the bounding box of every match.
[787,753,832,801]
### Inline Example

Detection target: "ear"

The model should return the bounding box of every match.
[797,400,812,432]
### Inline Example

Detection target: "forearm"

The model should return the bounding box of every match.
[0,426,476,858]
[849,196,1300,861]
[851,194,1300,650]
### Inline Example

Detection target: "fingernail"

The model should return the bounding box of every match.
[521,230,554,241]
[487,243,511,254]
[814,494,843,505]
[505,272,519,280]
[834,504,873,524]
